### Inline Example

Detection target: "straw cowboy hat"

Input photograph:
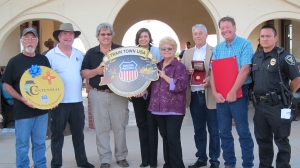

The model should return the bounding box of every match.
[53,23,81,42]
[44,38,54,47]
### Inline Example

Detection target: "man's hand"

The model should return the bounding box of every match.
[226,90,237,102]
[21,97,35,108]
[200,77,209,87]
[187,68,194,75]
[213,92,225,103]
[96,66,104,75]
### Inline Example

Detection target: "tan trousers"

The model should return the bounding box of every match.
[89,89,129,164]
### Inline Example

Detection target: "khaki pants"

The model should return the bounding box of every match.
[89,89,129,164]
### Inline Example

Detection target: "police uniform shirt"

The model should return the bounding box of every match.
[252,46,299,95]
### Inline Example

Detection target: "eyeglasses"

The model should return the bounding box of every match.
[23,38,38,42]
[100,33,112,37]
[161,47,173,51]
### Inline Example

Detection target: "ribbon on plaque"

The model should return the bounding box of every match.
[99,46,159,97]
[20,65,64,109]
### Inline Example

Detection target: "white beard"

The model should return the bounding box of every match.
[25,46,35,53]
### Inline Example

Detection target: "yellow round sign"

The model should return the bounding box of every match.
[20,66,64,109]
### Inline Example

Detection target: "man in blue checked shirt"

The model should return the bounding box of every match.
[210,17,254,168]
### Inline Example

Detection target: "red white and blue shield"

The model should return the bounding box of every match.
[119,61,138,82]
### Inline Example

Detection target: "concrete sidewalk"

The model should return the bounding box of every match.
[0,93,300,168]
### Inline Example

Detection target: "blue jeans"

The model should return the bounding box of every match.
[15,113,48,168]
[190,92,220,165]
[216,84,254,168]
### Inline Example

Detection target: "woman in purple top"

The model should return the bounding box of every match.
[148,36,188,168]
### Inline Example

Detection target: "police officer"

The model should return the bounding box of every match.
[252,25,300,168]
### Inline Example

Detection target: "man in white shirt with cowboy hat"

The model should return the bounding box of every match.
[46,23,94,168]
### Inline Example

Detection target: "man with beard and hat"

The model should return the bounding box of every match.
[46,23,94,168]
[1,27,51,168]
[42,38,54,55]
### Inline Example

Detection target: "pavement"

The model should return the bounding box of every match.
[0,91,300,168]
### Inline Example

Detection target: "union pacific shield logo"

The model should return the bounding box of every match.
[119,61,138,82]
[99,47,159,97]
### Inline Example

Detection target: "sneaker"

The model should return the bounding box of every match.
[117,159,129,167]
[100,163,110,168]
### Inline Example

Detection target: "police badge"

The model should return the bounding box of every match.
[99,47,159,97]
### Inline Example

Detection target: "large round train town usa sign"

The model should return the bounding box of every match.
[99,47,159,97]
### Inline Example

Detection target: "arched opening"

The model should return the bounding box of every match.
[113,0,216,51]
[0,16,88,66]
[122,20,181,52]
[247,18,300,59]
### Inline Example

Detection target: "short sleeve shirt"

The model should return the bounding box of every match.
[1,53,51,120]
[81,43,122,89]
[46,45,83,103]
[252,47,300,95]
[211,35,254,84]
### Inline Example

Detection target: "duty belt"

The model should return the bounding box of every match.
[255,95,268,102]
[254,92,282,105]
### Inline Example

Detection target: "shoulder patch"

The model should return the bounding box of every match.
[285,55,295,65]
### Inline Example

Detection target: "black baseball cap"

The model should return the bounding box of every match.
[22,27,38,37]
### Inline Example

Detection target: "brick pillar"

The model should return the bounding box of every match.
[86,80,94,129]
[88,98,94,129]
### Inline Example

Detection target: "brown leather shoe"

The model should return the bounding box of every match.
[117,159,129,167]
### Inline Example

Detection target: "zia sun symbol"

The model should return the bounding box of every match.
[42,71,56,85]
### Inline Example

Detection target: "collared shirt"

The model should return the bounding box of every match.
[252,47,299,95]
[81,43,122,90]
[46,45,83,103]
[191,44,207,92]
[211,35,253,84]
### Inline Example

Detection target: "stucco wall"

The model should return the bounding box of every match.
[0,27,20,66]
[0,0,300,64]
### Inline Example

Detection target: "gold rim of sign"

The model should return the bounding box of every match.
[99,46,159,97]
[20,66,65,109]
